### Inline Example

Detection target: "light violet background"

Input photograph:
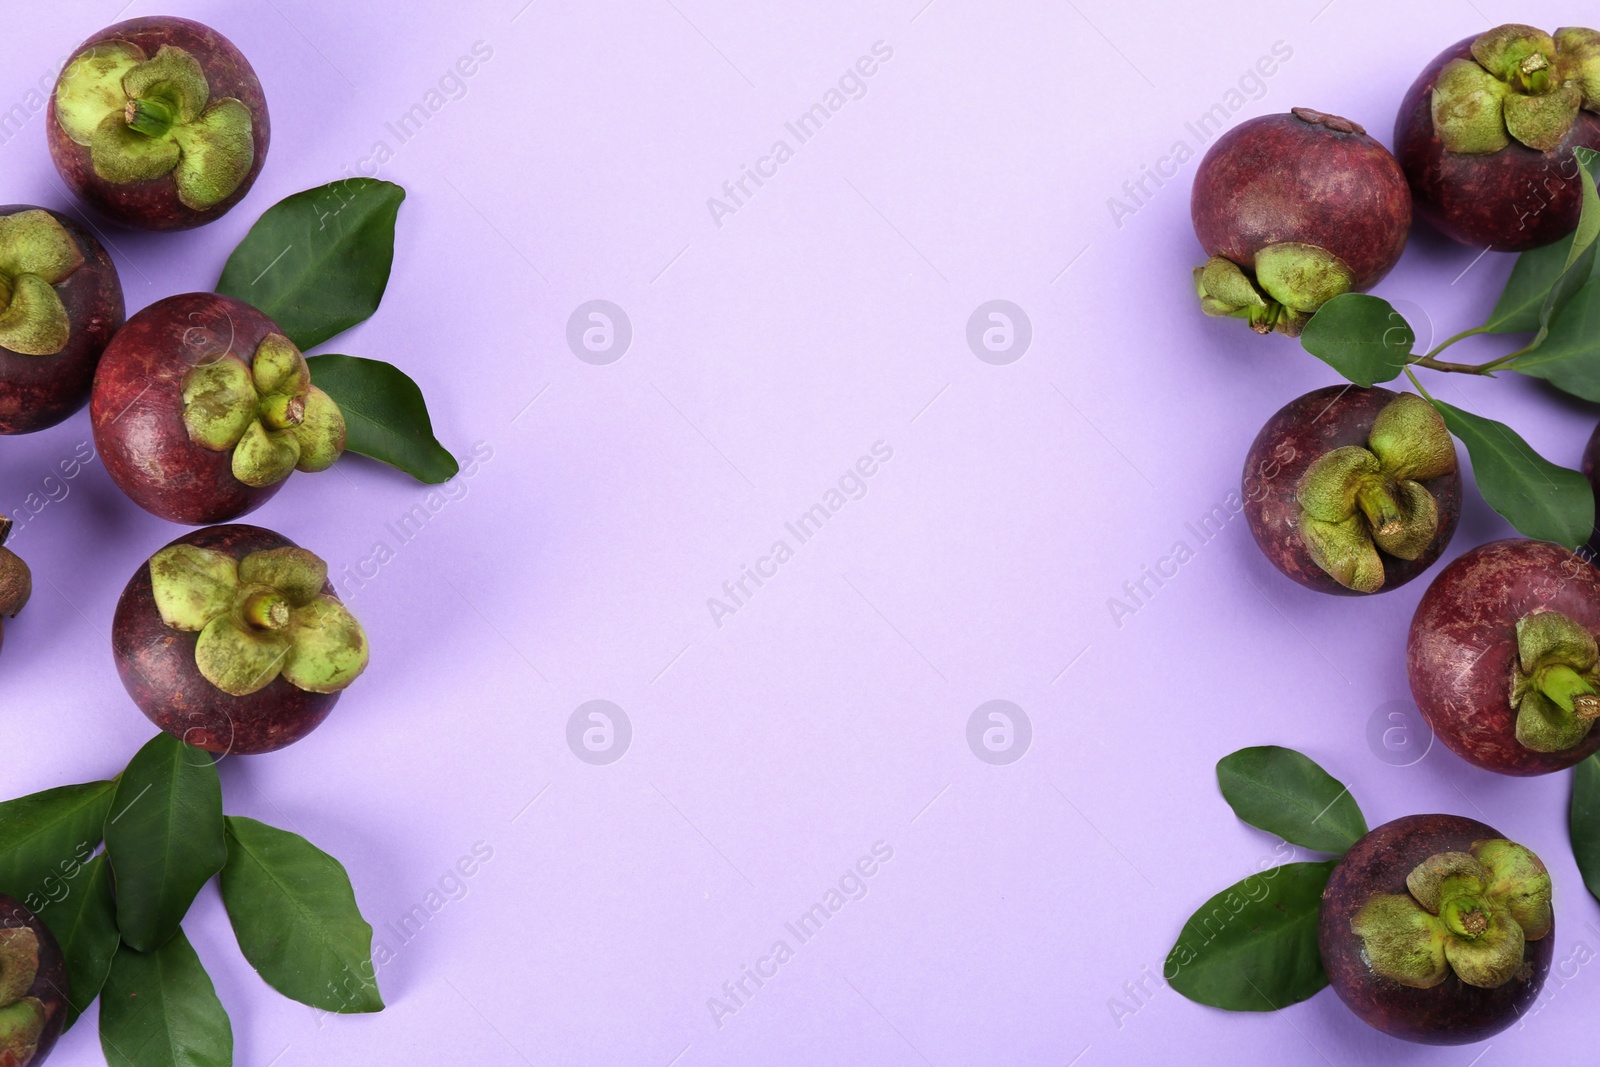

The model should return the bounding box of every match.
[5,0,1600,1064]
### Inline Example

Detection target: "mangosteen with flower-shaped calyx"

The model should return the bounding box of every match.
[1320,814,1553,1044]
[1243,386,1461,595]
[48,16,270,230]
[0,206,124,435]
[91,293,346,525]
[1396,24,1600,250]
[0,894,68,1067]
[113,524,369,755]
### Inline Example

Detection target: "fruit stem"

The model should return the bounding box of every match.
[1355,480,1403,536]
[125,97,175,138]
[242,590,290,631]
[259,394,306,431]
[1539,663,1600,717]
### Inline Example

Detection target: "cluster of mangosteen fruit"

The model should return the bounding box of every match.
[1,20,374,1064]
[1185,22,1600,1047]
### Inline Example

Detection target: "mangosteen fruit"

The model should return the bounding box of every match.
[90,292,346,525]
[1242,386,1460,595]
[48,16,270,231]
[1320,814,1551,1045]
[1191,107,1412,336]
[1408,539,1600,775]
[113,524,369,755]
[0,206,124,435]
[1395,25,1600,250]
[0,893,68,1066]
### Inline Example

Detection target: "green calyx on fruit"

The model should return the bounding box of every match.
[1193,244,1355,338]
[0,210,84,356]
[55,40,254,210]
[1295,393,1455,593]
[148,543,369,697]
[1432,24,1600,155]
[181,333,347,488]
[1351,839,1551,990]
[1510,609,1600,752]
[0,926,44,1066]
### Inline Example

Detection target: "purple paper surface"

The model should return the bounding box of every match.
[5,0,1600,1063]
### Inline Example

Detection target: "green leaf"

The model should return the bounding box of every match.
[1166,861,1335,1011]
[1504,271,1600,401]
[44,854,120,1031]
[1510,149,1600,355]
[1484,232,1576,334]
[1571,754,1600,905]
[216,179,405,351]
[307,355,457,483]
[1216,746,1366,854]
[99,931,232,1067]
[0,781,114,909]
[1429,399,1595,549]
[220,817,383,1013]
[104,735,227,953]
[1298,294,1412,386]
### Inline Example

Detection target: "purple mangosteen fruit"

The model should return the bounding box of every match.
[1395,25,1600,251]
[112,524,370,755]
[0,206,124,435]
[0,893,68,1066]
[1408,539,1600,776]
[1242,386,1460,595]
[1319,814,1552,1045]
[47,16,270,231]
[1191,107,1412,336]
[90,292,346,525]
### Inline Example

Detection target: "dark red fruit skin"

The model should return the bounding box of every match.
[1396,37,1600,252]
[0,892,68,1065]
[1192,110,1412,290]
[91,292,285,525]
[1242,386,1461,595]
[0,205,124,436]
[47,17,270,232]
[1408,539,1600,775]
[1319,814,1552,1045]
[113,524,341,755]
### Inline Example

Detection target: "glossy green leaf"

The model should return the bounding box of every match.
[1484,232,1576,334]
[104,735,227,953]
[1571,754,1600,905]
[221,817,383,1013]
[1166,862,1335,1011]
[1504,271,1600,401]
[307,355,457,483]
[1216,746,1366,855]
[1511,149,1600,354]
[44,853,120,1031]
[99,931,232,1067]
[216,179,405,351]
[0,781,114,909]
[1430,399,1594,549]
[1298,294,1412,386]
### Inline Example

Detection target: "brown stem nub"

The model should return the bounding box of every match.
[1575,694,1600,721]
[242,590,289,631]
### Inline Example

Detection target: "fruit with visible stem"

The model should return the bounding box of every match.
[47,16,270,231]
[1319,814,1552,1044]
[0,206,124,435]
[1191,108,1412,337]
[90,292,347,525]
[0,893,68,1066]
[1395,25,1600,251]
[112,524,370,755]
[1242,386,1460,595]
[1408,538,1600,775]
